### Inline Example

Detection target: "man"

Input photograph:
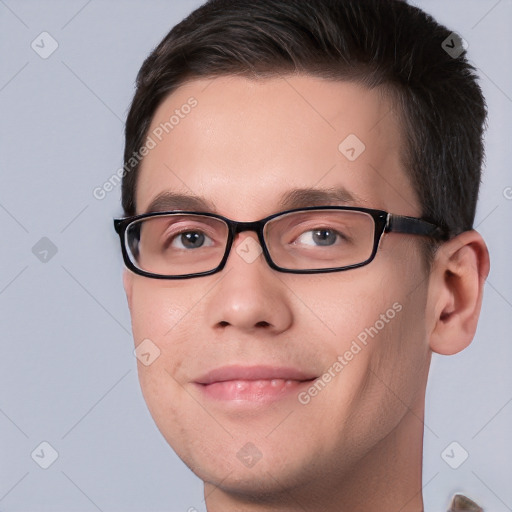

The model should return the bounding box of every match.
[114,1,490,510]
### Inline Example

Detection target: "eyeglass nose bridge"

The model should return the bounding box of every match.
[223,218,274,267]
[226,219,268,248]
[230,219,265,235]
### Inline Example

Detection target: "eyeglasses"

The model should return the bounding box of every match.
[113,206,448,279]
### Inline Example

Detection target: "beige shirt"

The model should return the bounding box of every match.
[448,494,483,511]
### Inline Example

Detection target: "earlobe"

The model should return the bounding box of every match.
[123,269,133,310]
[428,230,490,355]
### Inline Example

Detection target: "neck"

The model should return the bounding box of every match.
[204,395,426,512]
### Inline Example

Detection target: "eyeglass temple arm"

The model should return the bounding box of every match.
[385,214,448,240]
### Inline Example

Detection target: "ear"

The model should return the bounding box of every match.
[428,230,490,355]
[123,268,133,311]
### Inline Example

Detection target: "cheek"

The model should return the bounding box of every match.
[353,269,430,418]
[135,361,197,467]
[300,269,393,348]
[309,249,430,408]
[129,283,193,415]
[129,282,191,342]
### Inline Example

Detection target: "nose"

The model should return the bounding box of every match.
[205,232,293,333]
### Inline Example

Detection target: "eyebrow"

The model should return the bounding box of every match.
[143,186,364,215]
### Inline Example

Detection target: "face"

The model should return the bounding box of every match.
[124,76,432,498]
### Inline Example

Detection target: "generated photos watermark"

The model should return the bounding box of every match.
[93,96,198,200]
[298,301,403,405]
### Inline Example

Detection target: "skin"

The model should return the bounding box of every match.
[123,75,489,511]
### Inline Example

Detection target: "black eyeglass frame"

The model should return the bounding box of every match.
[113,206,449,280]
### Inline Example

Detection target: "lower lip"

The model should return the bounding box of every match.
[196,378,314,403]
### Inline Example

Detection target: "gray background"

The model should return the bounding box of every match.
[0,1,511,511]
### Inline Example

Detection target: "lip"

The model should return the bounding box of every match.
[194,365,318,384]
[193,365,318,403]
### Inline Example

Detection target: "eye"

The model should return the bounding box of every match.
[168,229,215,250]
[294,228,345,247]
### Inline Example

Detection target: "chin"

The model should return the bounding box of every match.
[203,470,305,504]
[190,446,315,500]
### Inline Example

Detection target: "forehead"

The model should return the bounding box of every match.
[135,75,418,219]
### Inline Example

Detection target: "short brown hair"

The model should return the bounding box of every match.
[122,0,487,263]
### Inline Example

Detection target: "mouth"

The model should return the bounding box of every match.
[193,365,318,403]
